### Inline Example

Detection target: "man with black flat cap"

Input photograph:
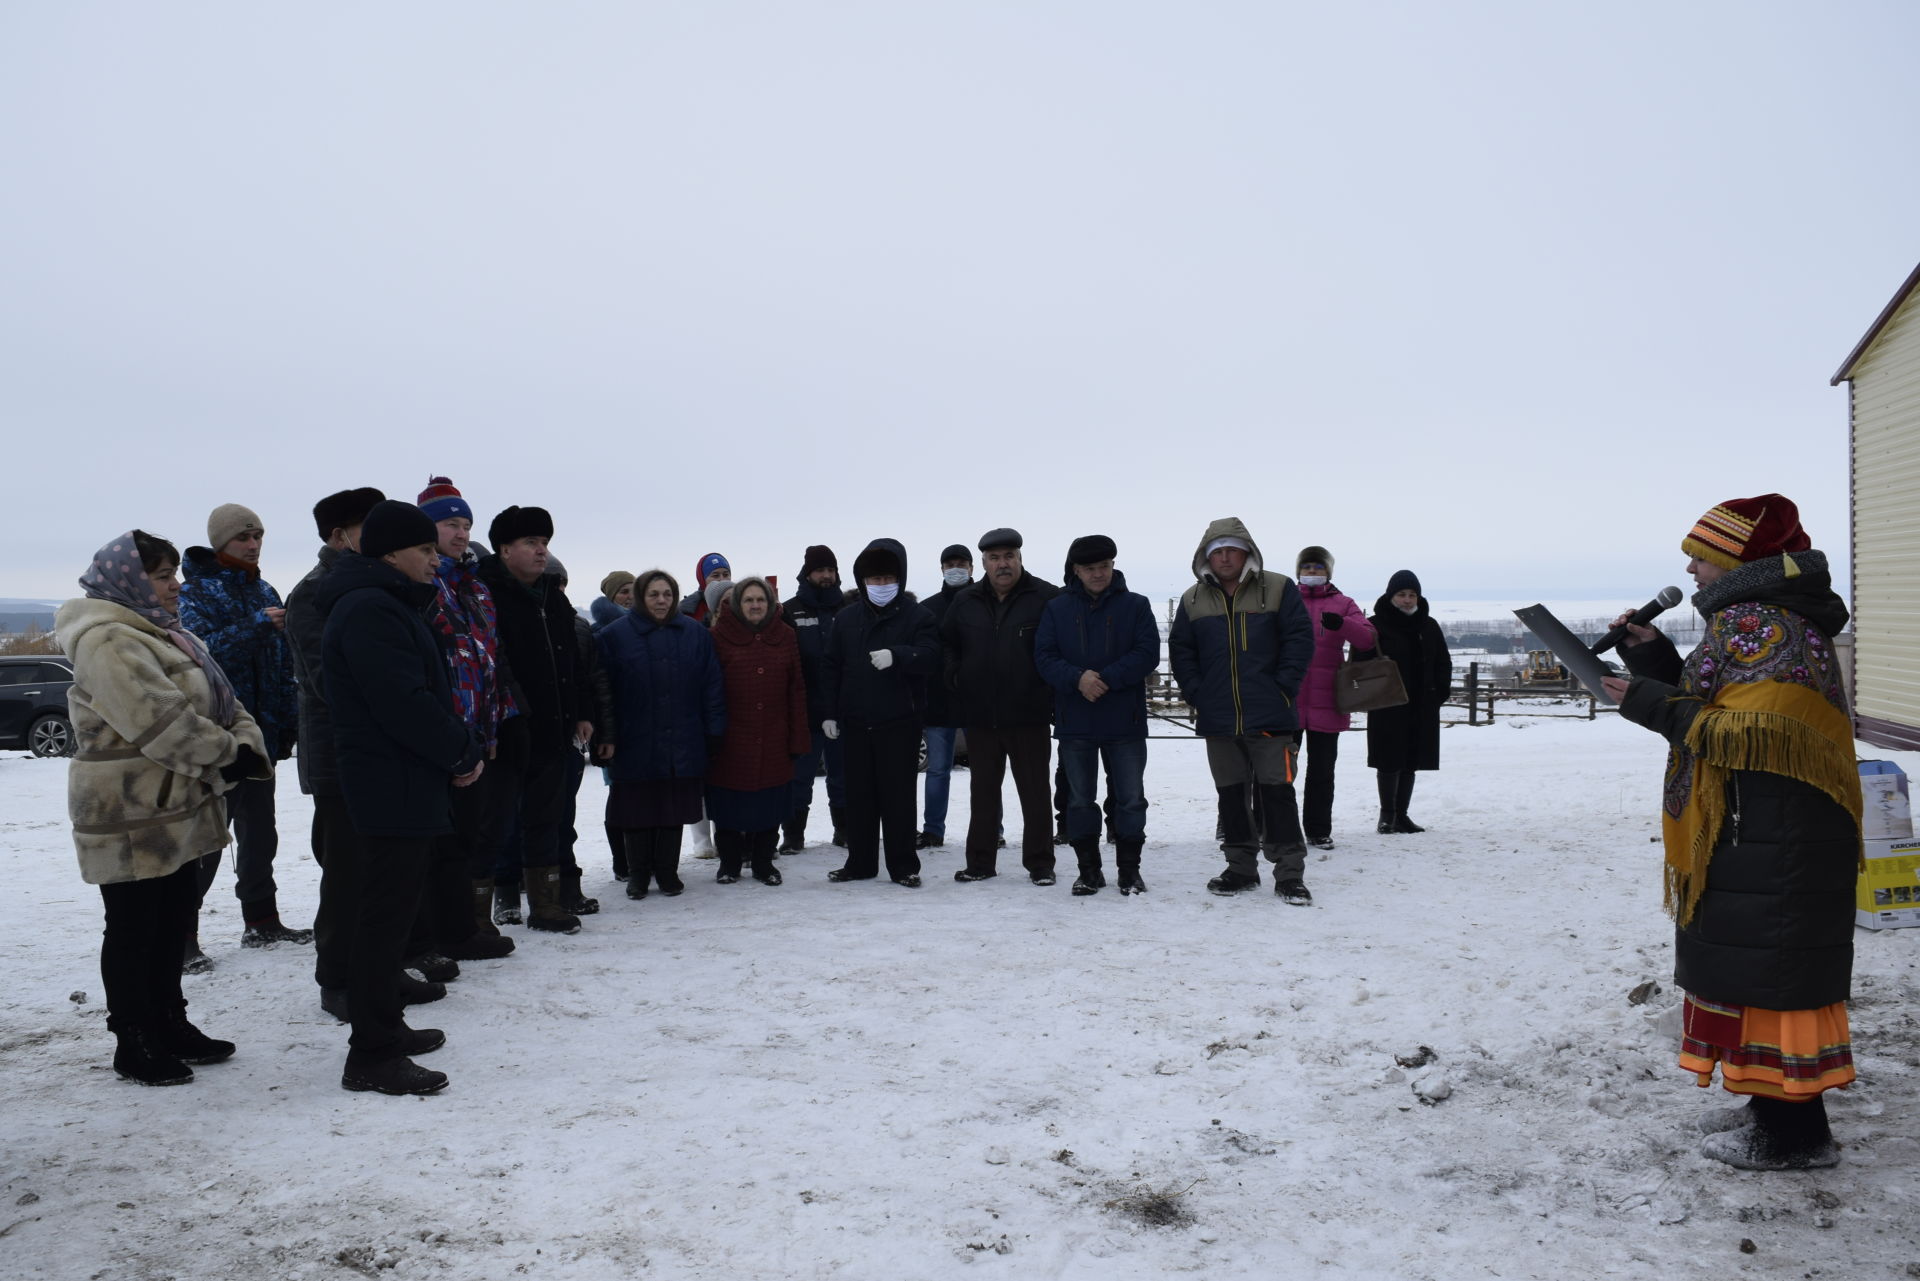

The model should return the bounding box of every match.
[941,528,1061,885]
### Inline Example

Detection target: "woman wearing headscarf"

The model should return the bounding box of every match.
[57,530,273,1084]
[1292,546,1377,850]
[598,569,726,898]
[1601,495,1859,1171]
[706,578,810,884]
[1366,569,1451,834]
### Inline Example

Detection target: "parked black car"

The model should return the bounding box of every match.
[0,655,75,757]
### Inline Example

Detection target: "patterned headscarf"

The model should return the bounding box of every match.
[80,532,239,727]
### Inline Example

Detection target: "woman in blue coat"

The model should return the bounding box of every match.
[597,569,725,899]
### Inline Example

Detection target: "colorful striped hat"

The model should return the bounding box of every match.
[417,476,472,524]
[1682,494,1810,571]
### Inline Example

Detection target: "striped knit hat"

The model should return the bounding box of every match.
[417,476,472,524]
[1682,493,1810,571]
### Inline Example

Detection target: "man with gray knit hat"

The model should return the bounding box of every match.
[1168,517,1317,904]
[179,502,306,950]
[942,527,1061,884]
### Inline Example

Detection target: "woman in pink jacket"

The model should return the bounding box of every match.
[1293,547,1377,849]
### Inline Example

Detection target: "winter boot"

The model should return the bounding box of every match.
[651,838,686,896]
[750,830,782,885]
[160,1003,235,1065]
[1391,770,1424,833]
[1207,869,1261,895]
[561,868,600,915]
[442,927,515,961]
[1275,878,1313,906]
[690,816,717,859]
[608,823,628,880]
[181,934,214,975]
[493,881,524,926]
[1376,771,1400,834]
[113,1024,194,1086]
[241,897,315,947]
[398,971,447,1005]
[404,952,460,983]
[1116,840,1147,895]
[1069,839,1105,896]
[524,867,583,934]
[1053,817,1070,847]
[714,829,743,883]
[1700,1095,1839,1170]
[468,880,508,943]
[780,807,809,854]
[829,804,848,848]
[341,1055,449,1096]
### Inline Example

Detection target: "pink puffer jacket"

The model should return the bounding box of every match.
[1295,584,1378,733]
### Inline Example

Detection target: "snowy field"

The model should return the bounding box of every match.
[3,713,1919,1280]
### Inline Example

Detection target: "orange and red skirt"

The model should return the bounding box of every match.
[1679,992,1854,1100]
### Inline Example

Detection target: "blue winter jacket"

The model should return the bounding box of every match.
[589,596,627,631]
[597,609,726,782]
[179,546,298,757]
[1034,570,1161,739]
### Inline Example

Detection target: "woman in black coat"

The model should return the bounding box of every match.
[1365,569,1451,834]
[1602,494,1859,1171]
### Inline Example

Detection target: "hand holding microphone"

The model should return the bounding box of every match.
[1590,586,1683,656]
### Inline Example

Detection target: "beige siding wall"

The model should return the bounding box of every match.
[1850,290,1920,736]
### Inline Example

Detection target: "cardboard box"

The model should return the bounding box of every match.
[1856,836,1920,929]
[1859,760,1913,841]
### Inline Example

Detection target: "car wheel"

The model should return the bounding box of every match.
[29,713,75,758]
[917,734,929,774]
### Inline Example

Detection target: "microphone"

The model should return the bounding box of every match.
[1589,586,1683,656]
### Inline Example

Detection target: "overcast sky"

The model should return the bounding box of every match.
[3,2,1915,611]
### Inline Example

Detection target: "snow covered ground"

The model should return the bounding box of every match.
[3,714,1918,1280]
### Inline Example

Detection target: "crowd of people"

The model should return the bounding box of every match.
[52,484,1862,1173]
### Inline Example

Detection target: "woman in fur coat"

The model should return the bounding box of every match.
[57,530,273,1086]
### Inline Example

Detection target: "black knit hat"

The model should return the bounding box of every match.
[312,488,386,541]
[1386,569,1422,596]
[978,527,1022,552]
[939,543,972,565]
[360,500,440,559]
[1066,534,1116,567]
[802,544,838,575]
[488,505,554,549]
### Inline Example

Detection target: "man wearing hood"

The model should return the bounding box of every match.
[943,528,1063,885]
[1035,535,1161,895]
[820,539,939,886]
[783,545,849,851]
[1168,517,1317,903]
[681,552,732,622]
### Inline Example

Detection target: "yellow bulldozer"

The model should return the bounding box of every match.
[1516,649,1571,686]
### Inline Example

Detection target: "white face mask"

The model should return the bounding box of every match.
[1298,574,1328,587]
[942,567,970,587]
[867,582,900,606]
[1396,602,1419,615]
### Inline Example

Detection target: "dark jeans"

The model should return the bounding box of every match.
[309,794,361,990]
[99,860,200,1032]
[841,720,922,879]
[1058,737,1148,847]
[1206,733,1304,880]
[485,730,568,883]
[223,774,280,914]
[558,745,586,874]
[963,723,1054,877]
[790,728,846,816]
[920,726,957,839]
[341,834,431,1062]
[1301,729,1340,841]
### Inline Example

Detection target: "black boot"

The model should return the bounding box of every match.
[829,804,848,848]
[652,830,686,896]
[1069,839,1104,895]
[561,867,600,915]
[113,1024,194,1086]
[1701,1095,1839,1170]
[404,951,460,983]
[525,866,583,934]
[1376,771,1400,834]
[715,828,743,884]
[751,830,782,885]
[1392,771,1424,833]
[608,822,628,880]
[160,1003,236,1065]
[181,934,213,975]
[622,830,651,899]
[341,1055,449,1096]
[780,807,809,854]
[1116,839,1147,895]
[493,882,523,925]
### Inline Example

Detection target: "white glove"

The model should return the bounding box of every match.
[822,720,840,740]
[869,648,894,671]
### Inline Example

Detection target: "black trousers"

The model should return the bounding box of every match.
[340,834,431,1062]
[715,827,779,875]
[841,720,922,879]
[224,773,281,915]
[483,729,568,882]
[99,860,200,1032]
[416,777,486,954]
[1301,729,1340,841]
[964,723,1054,876]
[309,794,361,990]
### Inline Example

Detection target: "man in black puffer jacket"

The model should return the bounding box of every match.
[820,538,939,886]
[782,545,848,851]
[917,543,973,849]
[319,501,483,1097]
[942,528,1061,885]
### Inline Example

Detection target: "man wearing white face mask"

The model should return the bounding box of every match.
[917,543,973,848]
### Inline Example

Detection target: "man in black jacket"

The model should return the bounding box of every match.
[918,543,972,849]
[319,501,483,1096]
[943,528,1062,884]
[476,506,593,935]
[783,545,848,851]
[545,556,615,915]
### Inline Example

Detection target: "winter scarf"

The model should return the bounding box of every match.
[427,551,519,751]
[80,533,238,727]
[1660,550,1860,925]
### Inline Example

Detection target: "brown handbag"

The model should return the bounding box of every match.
[1334,650,1409,714]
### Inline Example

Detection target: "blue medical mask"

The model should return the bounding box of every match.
[867,582,900,607]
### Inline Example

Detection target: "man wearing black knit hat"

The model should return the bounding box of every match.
[783,544,848,851]
[1035,534,1160,895]
[318,500,484,1095]
[942,528,1061,884]
[477,506,593,934]
[917,542,974,849]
